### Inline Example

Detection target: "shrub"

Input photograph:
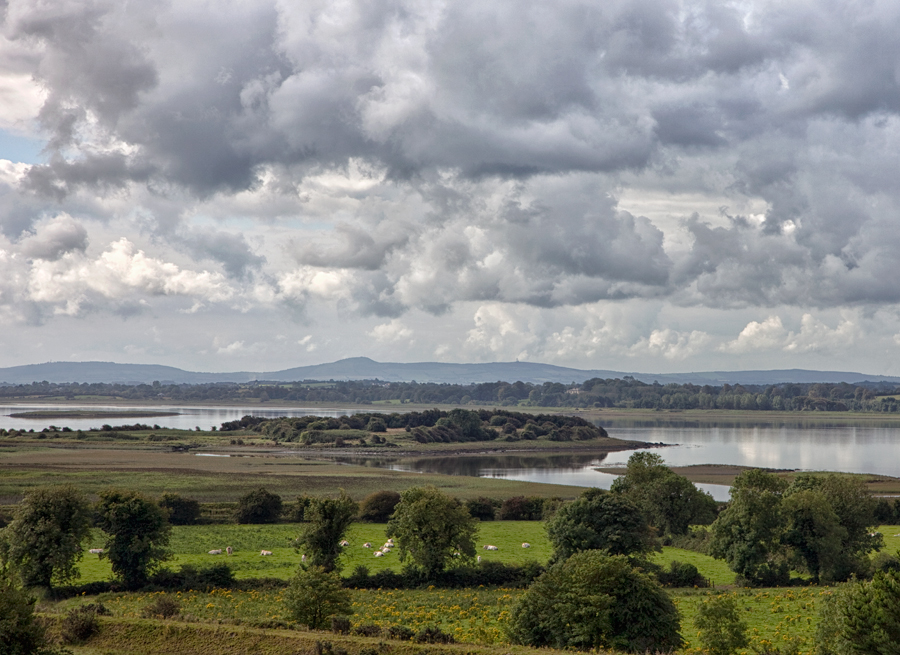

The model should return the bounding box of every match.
[234,487,283,524]
[158,493,201,526]
[357,490,401,522]
[0,573,50,654]
[507,551,682,653]
[658,561,708,588]
[352,624,382,637]
[498,496,544,521]
[387,625,415,641]
[284,566,352,629]
[366,418,387,433]
[330,615,351,635]
[142,595,181,619]
[465,497,497,521]
[414,626,455,644]
[694,595,748,655]
[60,604,105,644]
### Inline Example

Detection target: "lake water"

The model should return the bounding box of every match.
[3,405,900,500]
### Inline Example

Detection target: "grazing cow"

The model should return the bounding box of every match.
[477,555,482,563]
[374,551,384,557]
[226,546,233,555]
[386,538,394,545]
[89,548,103,556]
[521,543,531,548]
[363,542,372,548]
[260,550,273,556]
[339,540,350,547]
[208,549,222,555]
[301,554,307,563]
[483,544,498,550]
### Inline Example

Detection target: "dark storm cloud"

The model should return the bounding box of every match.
[4,0,900,314]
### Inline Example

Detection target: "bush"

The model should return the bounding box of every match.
[414,626,455,644]
[357,490,401,522]
[366,418,387,433]
[151,563,234,591]
[658,561,708,588]
[284,566,352,629]
[158,493,201,526]
[234,488,283,524]
[387,625,415,641]
[465,497,497,521]
[352,623,382,637]
[60,604,106,644]
[507,551,682,653]
[694,595,748,655]
[0,573,50,654]
[142,595,181,619]
[331,615,351,635]
[498,496,544,520]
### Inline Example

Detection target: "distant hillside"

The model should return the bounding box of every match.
[1,357,899,386]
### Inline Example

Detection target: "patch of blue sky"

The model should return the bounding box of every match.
[0,129,46,164]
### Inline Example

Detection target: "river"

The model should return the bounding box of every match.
[3,405,900,500]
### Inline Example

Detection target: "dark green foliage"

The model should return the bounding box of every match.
[0,572,48,655]
[352,623,382,637]
[816,569,900,655]
[294,492,357,572]
[709,470,790,586]
[498,496,545,521]
[150,563,234,590]
[95,488,171,589]
[142,595,180,619]
[357,490,401,522]
[414,626,455,644]
[506,551,682,653]
[658,560,708,587]
[365,417,387,432]
[287,495,314,523]
[234,487,283,524]
[695,595,748,655]
[60,604,105,644]
[386,486,477,579]
[0,485,92,588]
[611,452,718,535]
[330,615,351,635]
[546,489,655,562]
[465,497,497,520]
[158,493,201,526]
[387,625,415,641]
[284,566,352,629]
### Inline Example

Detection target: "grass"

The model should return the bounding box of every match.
[75,521,552,582]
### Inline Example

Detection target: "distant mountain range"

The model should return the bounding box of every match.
[1,357,899,386]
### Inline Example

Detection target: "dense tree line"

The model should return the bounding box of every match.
[3,377,900,412]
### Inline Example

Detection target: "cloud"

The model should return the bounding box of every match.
[719,313,860,355]
[19,214,88,260]
[719,316,789,354]
[630,329,712,361]
[368,319,413,343]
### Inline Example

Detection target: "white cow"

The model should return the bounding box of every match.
[301,554,307,563]
[226,546,233,555]
[363,542,372,548]
[208,549,222,555]
[260,550,273,556]
[521,543,531,548]
[483,544,499,551]
[88,548,103,555]
[374,551,384,557]
[339,540,350,547]
[477,555,482,563]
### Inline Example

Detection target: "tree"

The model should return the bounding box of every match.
[506,551,682,653]
[294,492,357,572]
[386,486,477,579]
[283,566,352,629]
[695,595,749,655]
[816,568,900,655]
[234,487,283,524]
[357,490,401,522]
[611,452,717,535]
[783,474,881,582]
[546,489,655,562]
[0,571,51,655]
[95,489,171,589]
[0,485,92,588]
[709,469,789,586]
[158,493,201,526]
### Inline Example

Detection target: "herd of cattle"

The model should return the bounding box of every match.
[87,541,532,559]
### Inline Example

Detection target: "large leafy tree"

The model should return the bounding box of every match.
[283,566,352,629]
[816,567,900,655]
[234,487,283,524]
[294,492,357,572]
[386,486,477,579]
[611,452,717,535]
[709,469,790,586]
[0,485,92,588]
[506,551,682,653]
[546,488,655,562]
[95,489,171,589]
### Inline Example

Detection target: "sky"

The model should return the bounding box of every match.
[1,0,900,375]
